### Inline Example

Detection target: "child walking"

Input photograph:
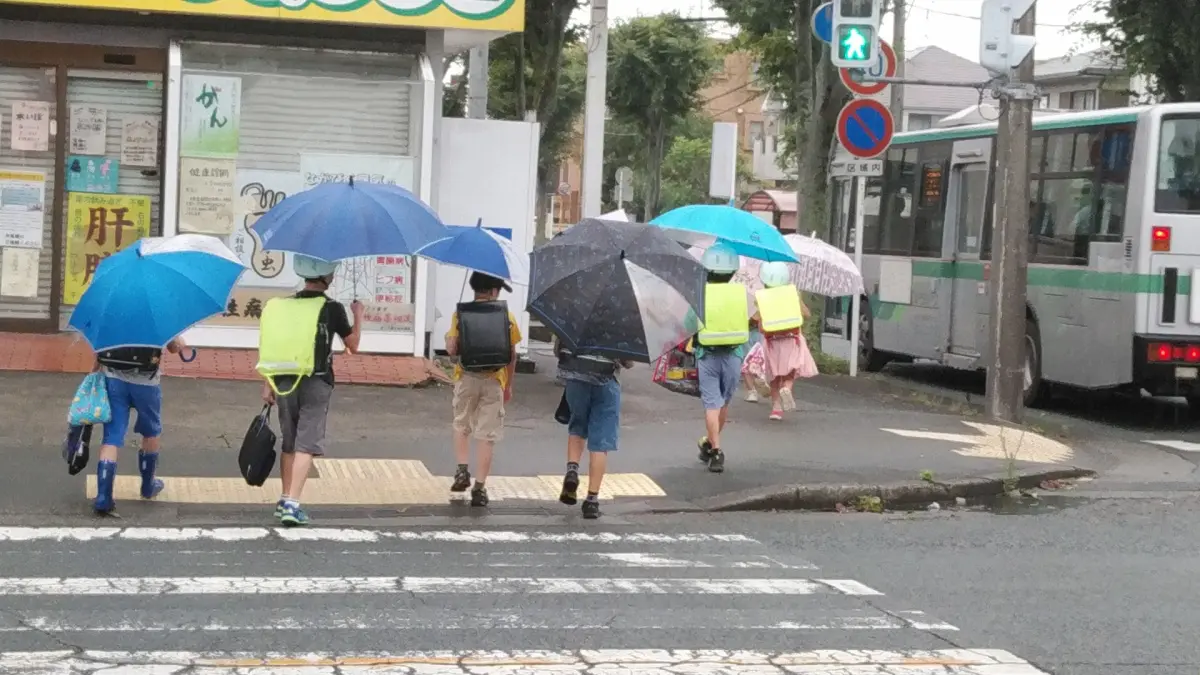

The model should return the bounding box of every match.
[445,272,521,507]
[754,262,818,420]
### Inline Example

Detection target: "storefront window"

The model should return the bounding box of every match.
[178,42,423,335]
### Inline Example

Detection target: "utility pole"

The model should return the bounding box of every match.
[580,0,609,219]
[982,1,1037,422]
[467,45,489,119]
[889,0,905,125]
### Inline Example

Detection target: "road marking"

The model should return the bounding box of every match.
[0,610,958,632]
[84,458,666,504]
[0,528,756,544]
[0,650,1049,673]
[1144,439,1200,452]
[881,421,1074,464]
[0,577,881,596]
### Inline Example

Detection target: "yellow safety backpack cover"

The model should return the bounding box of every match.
[255,296,326,396]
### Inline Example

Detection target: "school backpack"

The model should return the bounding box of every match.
[456,300,513,373]
[96,346,162,374]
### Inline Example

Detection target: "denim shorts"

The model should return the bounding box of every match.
[102,377,163,447]
[564,377,621,452]
[698,350,742,410]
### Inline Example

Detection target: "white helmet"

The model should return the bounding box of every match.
[293,254,339,279]
[759,261,791,288]
[701,243,740,274]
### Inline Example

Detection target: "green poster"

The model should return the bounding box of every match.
[180,74,241,158]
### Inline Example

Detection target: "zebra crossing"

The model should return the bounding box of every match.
[0,526,1048,673]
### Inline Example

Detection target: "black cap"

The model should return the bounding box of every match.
[469,271,512,293]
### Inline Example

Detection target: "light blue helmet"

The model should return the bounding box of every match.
[701,243,740,274]
[759,261,791,288]
[293,254,338,279]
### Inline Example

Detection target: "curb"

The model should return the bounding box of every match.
[686,467,1097,512]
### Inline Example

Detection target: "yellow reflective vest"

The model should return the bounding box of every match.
[755,285,804,334]
[255,296,326,396]
[697,282,750,347]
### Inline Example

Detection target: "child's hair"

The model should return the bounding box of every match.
[707,271,735,284]
[469,271,506,294]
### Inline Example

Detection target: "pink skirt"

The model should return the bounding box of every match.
[763,332,819,381]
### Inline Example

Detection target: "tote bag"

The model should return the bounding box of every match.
[67,373,112,427]
[238,404,277,487]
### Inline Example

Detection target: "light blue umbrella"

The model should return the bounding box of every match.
[419,219,528,285]
[651,204,801,263]
[251,178,449,261]
[68,234,245,351]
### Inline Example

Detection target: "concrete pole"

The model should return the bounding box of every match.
[580,0,609,219]
[889,0,905,126]
[985,5,1036,422]
[848,177,865,377]
[467,44,489,119]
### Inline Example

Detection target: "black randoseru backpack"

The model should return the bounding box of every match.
[457,300,513,373]
[96,346,162,374]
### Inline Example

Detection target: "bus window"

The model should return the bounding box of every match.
[879,148,917,254]
[912,140,952,257]
[1155,115,1200,213]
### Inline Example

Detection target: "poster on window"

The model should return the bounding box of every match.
[10,101,50,152]
[69,106,107,155]
[121,115,160,167]
[0,169,46,249]
[180,74,241,159]
[179,157,236,235]
[298,153,417,333]
[0,247,38,298]
[62,193,151,305]
[65,156,119,194]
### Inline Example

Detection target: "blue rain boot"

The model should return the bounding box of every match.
[138,451,164,499]
[94,460,116,514]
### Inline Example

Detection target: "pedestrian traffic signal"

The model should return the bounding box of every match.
[837,25,873,63]
[831,0,881,69]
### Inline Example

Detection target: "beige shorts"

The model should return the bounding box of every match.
[452,372,506,441]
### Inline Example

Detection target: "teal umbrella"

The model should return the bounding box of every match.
[651,204,801,263]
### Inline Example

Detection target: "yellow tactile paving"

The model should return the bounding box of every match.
[85,458,667,504]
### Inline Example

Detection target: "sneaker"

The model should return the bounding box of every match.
[707,450,726,473]
[745,390,759,403]
[451,467,472,492]
[582,499,601,519]
[697,437,713,462]
[470,485,489,507]
[780,389,796,411]
[769,409,783,421]
[560,470,580,505]
[279,502,310,527]
[274,499,286,518]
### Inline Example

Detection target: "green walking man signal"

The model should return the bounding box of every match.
[837,25,873,62]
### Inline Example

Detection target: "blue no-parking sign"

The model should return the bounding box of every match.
[836,99,895,160]
[811,2,833,43]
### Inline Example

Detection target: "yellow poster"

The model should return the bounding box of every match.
[0,0,523,31]
[63,192,151,305]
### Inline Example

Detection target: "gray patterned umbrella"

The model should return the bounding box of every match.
[528,218,706,363]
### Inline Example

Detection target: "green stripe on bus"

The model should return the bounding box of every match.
[891,110,1139,146]
[908,261,1190,294]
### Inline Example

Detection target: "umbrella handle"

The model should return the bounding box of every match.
[180,348,197,363]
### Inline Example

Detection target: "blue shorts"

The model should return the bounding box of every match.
[698,350,742,410]
[564,377,621,452]
[102,378,163,447]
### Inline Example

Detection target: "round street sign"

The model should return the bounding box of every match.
[811,2,833,44]
[839,39,897,97]
[836,98,895,160]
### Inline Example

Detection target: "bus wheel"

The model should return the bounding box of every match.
[1022,318,1047,408]
[858,299,888,373]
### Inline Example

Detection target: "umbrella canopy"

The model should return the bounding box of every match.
[690,234,863,297]
[251,179,448,261]
[68,234,245,350]
[419,219,528,284]
[528,218,706,363]
[651,204,801,263]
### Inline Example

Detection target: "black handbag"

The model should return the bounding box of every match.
[554,391,571,425]
[238,404,277,487]
[62,424,92,476]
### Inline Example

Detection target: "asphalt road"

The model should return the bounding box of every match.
[0,497,1196,674]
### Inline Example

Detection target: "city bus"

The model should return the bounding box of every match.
[826,103,1200,407]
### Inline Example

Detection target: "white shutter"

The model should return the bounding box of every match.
[0,66,57,321]
[58,73,164,327]
[181,43,417,172]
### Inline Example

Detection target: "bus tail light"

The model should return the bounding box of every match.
[1147,342,1200,362]
[1149,343,1172,361]
[1152,226,1172,251]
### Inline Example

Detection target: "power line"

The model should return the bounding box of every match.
[908,4,1071,28]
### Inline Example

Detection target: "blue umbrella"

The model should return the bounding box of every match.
[418,219,528,284]
[68,234,245,351]
[251,179,448,261]
[650,204,801,263]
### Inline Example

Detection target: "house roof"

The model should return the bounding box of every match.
[1034,49,1125,82]
[861,46,994,114]
[743,189,797,214]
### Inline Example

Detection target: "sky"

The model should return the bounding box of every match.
[601,0,1101,62]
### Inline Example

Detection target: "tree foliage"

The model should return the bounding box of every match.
[1080,0,1200,102]
[606,14,718,220]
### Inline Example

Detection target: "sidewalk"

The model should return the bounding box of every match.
[0,345,1105,524]
[0,332,443,386]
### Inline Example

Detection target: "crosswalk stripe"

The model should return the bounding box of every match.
[0,576,882,595]
[0,528,758,543]
[0,649,1052,673]
[0,609,959,632]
